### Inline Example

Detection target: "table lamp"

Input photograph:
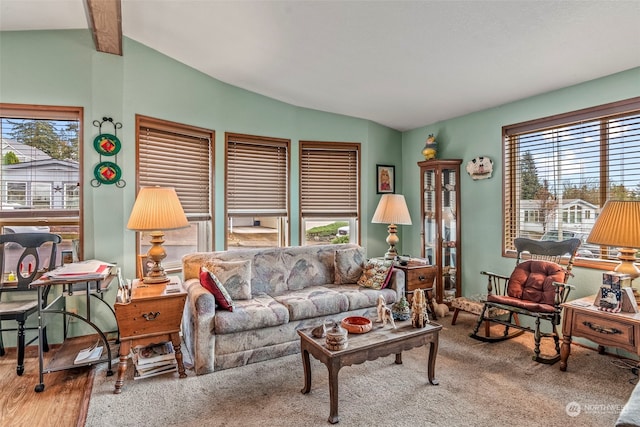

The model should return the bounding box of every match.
[372,194,412,260]
[127,186,189,284]
[587,200,640,280]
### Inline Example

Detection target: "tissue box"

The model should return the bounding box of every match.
[602,271,632,288]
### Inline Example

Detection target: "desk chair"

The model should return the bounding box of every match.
[470,237,581,364]
[0,233,61,375]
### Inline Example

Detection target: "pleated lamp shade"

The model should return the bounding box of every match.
[127,186,189,231]
[371,194,412,225]
[587,200,640,278]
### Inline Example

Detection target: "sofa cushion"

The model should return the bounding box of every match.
[199,267,234,312]
[204,259,252,300]
[334,247,366,285]
[357,259,394,290]
[282,245,338,291]
[274,286,349,321]
[213,293,289,334]
[328,284,398,310]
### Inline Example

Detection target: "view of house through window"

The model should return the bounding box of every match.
[504,97,640,262]
[0,104,82,263]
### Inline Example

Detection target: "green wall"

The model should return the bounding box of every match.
[401,66,640,302]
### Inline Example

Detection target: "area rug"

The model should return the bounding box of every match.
[86,313,637,426]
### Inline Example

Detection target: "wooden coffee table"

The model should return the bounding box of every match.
[298,319,442,424]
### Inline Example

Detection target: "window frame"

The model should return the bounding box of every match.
[299,141,361,246]
[225,132,290,249]
[135,115,215,270]
[0,103,83,255]
[503,97,640,270]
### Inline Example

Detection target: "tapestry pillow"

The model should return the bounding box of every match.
[199,266,234,312]
[203,259,252,300]
[357,259,394,290]
[334,247,366,285]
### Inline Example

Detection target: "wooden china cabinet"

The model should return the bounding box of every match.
[418,159,462,305]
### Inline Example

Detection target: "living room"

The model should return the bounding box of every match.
[1,1,640,426]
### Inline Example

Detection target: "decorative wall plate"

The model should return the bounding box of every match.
[93,133,121,156]
[466,156,494,180]
[94,161,122,184]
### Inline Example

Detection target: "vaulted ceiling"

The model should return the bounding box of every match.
[1,0,639,131]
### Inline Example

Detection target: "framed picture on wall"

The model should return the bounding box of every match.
[137,254,154,280]
[376,164,395,194]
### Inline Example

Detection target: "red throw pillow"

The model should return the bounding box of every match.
[199,266,234,311]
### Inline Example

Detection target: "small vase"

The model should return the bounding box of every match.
[392,296,411,321]
[325,322,348,351]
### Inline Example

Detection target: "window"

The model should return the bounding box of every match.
[225,133,289,249]
[0,103,82,259]
[299,141,360,246]
[504,97,640,264]
[136,115,214,270]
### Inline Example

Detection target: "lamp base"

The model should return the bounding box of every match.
[384,223,399,260]
[143,230,170,285]
[615,247,640,281]
[142,275,170,285]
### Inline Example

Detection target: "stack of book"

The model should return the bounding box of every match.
[132,342,177,380]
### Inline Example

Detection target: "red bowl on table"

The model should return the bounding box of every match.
[341,316,372,334]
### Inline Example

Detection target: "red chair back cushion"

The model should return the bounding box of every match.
[507,260,565,305]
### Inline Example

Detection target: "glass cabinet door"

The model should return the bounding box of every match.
[419,159,462,305]
[440,167,458,303]
[423,168,436,266]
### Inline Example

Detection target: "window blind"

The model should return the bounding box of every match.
[137,117,213,221]
[503,97,640,254]
[226,133,289,216]
[300,142,360,217]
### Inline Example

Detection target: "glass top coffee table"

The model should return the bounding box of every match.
[298,319,442,424]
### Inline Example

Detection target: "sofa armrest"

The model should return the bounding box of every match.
[388,268,406,300]
[181,277,217,375]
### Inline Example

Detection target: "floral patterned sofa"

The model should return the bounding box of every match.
[181,244,405,375]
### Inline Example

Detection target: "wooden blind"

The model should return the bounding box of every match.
[137,116,213,221]
[300,142,360,217]
[503,97,640,256]
[226,133,289,216]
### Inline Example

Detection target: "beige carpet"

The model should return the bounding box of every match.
[86,313,637,426]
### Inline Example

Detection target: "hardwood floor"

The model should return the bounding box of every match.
[0,345,94,427]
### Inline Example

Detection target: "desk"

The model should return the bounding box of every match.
[560,295,640,372]
[113,277,187,393]
[31,273,118,392]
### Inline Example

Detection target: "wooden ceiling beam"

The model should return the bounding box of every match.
[85,0,122,56]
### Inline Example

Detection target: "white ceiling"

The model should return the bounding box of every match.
[2,0,639,131]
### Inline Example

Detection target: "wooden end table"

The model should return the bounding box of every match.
[298,320,442,424]
[394,262,438,319]
[113,277,187,393]
[560,295,640,372]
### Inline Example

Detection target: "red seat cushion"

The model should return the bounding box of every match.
[501,260,566,306]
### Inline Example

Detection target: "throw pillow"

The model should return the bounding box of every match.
[199,266,234,311]
[357,259,394,290]
[203,259,252,300]
[334,247,366,285]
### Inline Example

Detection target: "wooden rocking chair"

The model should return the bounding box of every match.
[470,237,581,364]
